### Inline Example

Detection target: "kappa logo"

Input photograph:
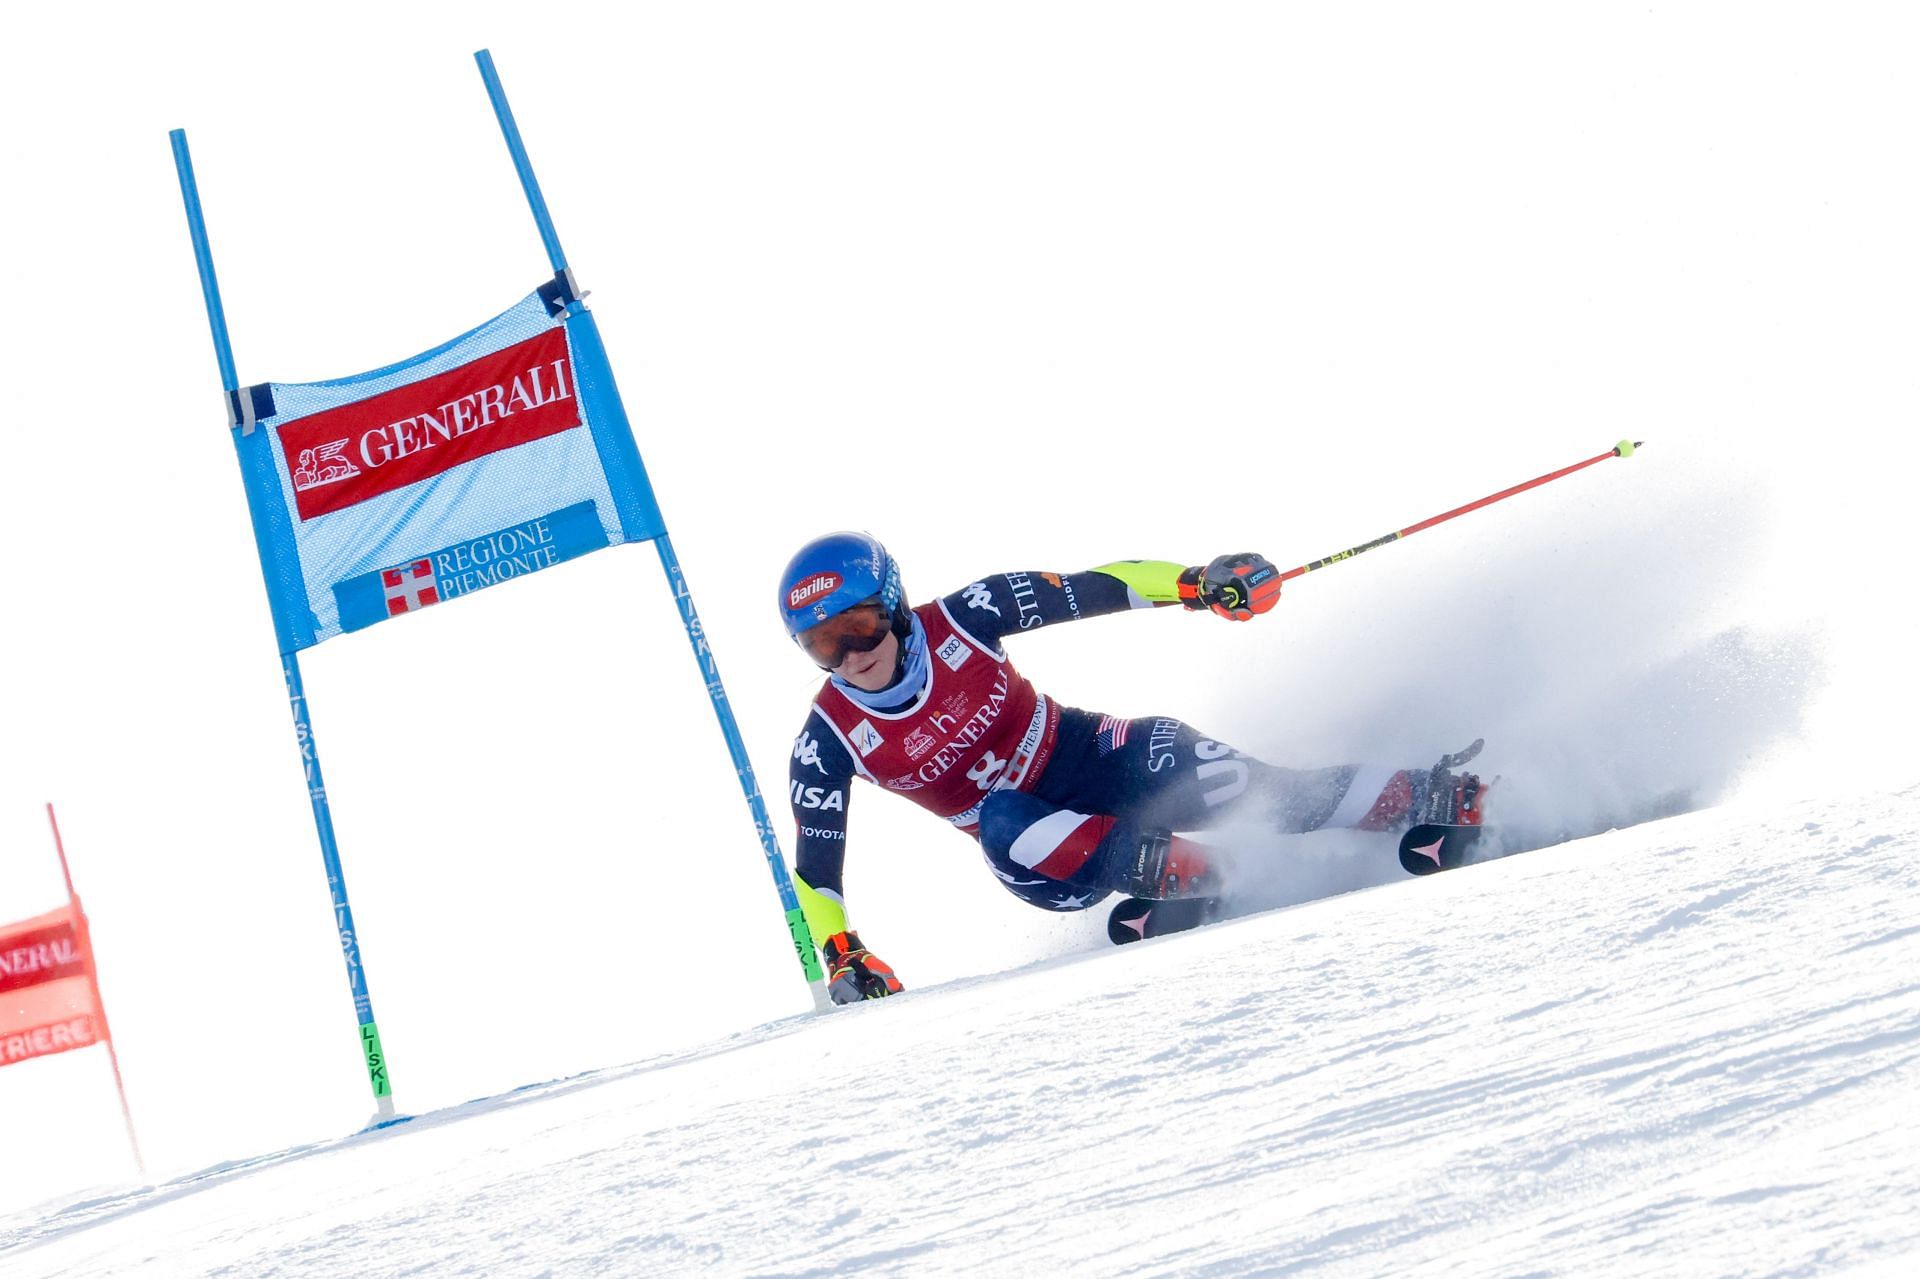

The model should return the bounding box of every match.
[961,582,1000,615]
[293,440,361,492]
[792,730,829,775]
[936,635,970,671]
[850,719,884,756]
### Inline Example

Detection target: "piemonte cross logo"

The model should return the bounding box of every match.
[382,559,440,617]
[276,327,581,522]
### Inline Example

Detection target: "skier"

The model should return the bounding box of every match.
[780,532,1482,1004]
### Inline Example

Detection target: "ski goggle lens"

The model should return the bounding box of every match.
[797,600,892,669]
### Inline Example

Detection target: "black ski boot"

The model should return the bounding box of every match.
[1122,830,1223,901]
[1108,831,1226,944]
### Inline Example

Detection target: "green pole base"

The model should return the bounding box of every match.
[360,1020,393,1099]
[786,908,825,983]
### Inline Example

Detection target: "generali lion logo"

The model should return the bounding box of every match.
[787,572,842,610]
[292,440,361,491]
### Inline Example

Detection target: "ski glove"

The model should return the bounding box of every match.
[1179,553,1282,620]
[822,931,904,1005]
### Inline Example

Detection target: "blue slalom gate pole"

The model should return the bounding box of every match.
[474,49,568,274]
[169,129,399,1118]
[654,537,830,1009]
[474,49,831,1010]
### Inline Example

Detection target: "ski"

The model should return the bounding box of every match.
[1107,895,1221,945]
[1397,822,1485,875]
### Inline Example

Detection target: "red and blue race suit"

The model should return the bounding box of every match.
[789,566,1412,924]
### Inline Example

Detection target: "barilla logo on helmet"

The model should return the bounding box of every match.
[787,572,843,611]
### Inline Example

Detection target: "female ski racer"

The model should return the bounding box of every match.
[779,532,1480,1004]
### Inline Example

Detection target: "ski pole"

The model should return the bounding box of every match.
[1279,439,1642,583]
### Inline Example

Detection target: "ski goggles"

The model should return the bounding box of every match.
[796,598,892,669]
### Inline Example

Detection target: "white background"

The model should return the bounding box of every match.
[1,1,1914,1217]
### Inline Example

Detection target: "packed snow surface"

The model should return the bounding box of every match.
[5,784,1916,1277]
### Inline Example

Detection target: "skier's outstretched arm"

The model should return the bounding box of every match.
[941,554,1283,647]
[789,713,904,1005]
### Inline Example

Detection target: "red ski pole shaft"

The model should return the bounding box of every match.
[1278,439,1642,583]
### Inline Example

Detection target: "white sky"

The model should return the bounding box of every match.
[2,1,1916,1215]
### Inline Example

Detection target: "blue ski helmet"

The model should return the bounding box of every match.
[778,532,909,641]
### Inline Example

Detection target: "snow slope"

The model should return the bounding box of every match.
[6,783,1916,1277]
[3,5,1918,1266]
[8,0,1918,1227]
